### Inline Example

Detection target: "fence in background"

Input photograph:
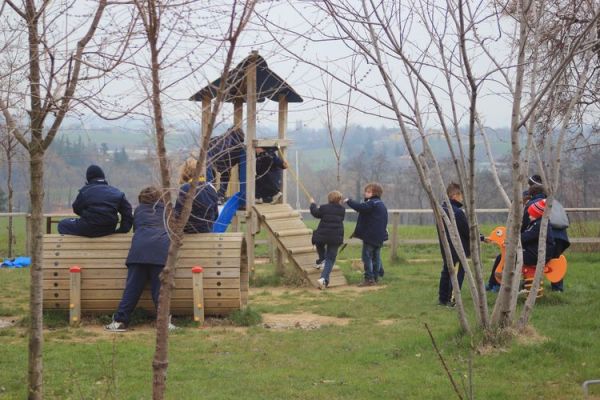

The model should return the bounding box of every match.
[1,208,599,259]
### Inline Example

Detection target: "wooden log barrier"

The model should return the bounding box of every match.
[43,233,247,320]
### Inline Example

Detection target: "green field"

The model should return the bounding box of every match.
[1,219,599,399]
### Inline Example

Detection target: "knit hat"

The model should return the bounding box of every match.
[528,199,546,219]
[86,165,105,182]
[528,174,542,186]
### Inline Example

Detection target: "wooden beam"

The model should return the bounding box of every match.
[252,139,292,148]
[278,95,289,204]
[234,99,243,129]
[246,51,258,279]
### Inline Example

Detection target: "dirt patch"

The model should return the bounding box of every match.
[377,319,396,326]
[262,313,350,330]
[0,317,17,329]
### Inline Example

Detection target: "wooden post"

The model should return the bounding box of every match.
[69,266,81,327]
[192,266,205,325]
[278,95,288,203]
[246,51,258,279]
[390,211,400,262]
[234,99,243,129]
[25,214,32,255]
[276,95,288,275]
[201,95,211,177]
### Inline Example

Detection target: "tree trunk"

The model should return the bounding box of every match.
[27,151,44,400]
[7,147,14,257]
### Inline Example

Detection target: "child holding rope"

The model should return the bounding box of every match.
[344,183,388,287]
[309,191,345,289]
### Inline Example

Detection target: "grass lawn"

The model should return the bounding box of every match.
[1,222,600,399]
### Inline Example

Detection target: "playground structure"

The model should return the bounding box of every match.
[485,226,567,297]
[41,51,347,323]
[191,51,348,288]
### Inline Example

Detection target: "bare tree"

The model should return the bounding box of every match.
[128,1,257,398]
[0,122,20,257]
[261,0,600,338]
[0,1,128,397]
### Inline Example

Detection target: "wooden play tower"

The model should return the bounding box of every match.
[191,51,347,289]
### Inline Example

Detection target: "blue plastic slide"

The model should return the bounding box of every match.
[213,191,244,233]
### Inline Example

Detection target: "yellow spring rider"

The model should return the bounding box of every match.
[486,226,567,297]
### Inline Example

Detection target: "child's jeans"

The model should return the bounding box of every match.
[316,243,340,285]
[362,243,382,282]
[114,263,164,325]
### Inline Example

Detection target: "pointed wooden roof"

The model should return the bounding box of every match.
[190,54,303,103]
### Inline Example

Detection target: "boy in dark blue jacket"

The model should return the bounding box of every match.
[345,183,388,286]
[437,183,470,307]
[522,199,555,267]
[255,147,288,204]
[106,186,172,331]
[309,191,345,289]
[175,158,219,233]
[58,165,133,237]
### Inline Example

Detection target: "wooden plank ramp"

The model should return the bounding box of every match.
[253,203,347,288]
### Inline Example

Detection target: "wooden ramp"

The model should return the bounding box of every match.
[253,203,347,288]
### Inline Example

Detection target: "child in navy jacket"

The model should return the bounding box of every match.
[522,199,555,267]
[175,158,219,233]
[58,165,133,237]
[345,183,388,286]
[106,186,171,331]
[437,183,470,306]
[309,191,345,289]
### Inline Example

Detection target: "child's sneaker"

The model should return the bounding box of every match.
[255,198,264,204]
[105,319,126,332]
[317,277,326,290]
[168,315,178,331]
[270,192,283,204]
[314,260,324,270]
[358,279,375,287]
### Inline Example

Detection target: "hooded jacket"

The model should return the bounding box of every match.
[126,202,170,266]
[72,179,133,233]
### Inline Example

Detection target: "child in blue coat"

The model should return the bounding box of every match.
[58,165,133,237]
[345,183,388,286]
[175,158,219,233]
[105,186,172,332]
[309,191,345,289]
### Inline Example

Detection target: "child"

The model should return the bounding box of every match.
[175,158,219,233]
[437,183,470,307]
[309,191,345,289]
[345,183,388,286]
[255,147,288,204]
[58,164,133,237]
[522,199,555,267]
[208,128,245,204]
[105,186,174,331]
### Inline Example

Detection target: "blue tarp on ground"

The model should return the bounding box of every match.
[1,256,31,268]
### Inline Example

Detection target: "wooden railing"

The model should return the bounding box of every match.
[1,208,599,259]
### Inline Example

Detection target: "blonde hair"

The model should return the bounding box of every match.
[328,190,343,204]
[178,158,205,184]
[365,182,383,197]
